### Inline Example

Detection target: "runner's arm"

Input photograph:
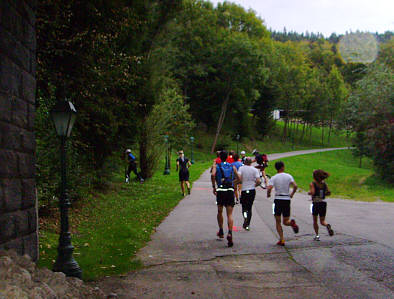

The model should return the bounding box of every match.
[255,177,261,187]
[308,182,315,195]
[267,185,273,198]
[325,184,331,196]
[290,181,298,198]
[211,163,217,195]
[187,160,191,168]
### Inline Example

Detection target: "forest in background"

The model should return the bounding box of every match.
[34,0,394,205]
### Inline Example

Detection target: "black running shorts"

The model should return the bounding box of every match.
[217,190,235,207]
[312,201,327,217]
[273,199,291,217]
[179,169,189,182]
[240,190,256,204]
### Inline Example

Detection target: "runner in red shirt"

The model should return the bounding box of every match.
[226,150,235,163]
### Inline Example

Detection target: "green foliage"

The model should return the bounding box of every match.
[141,89,195,178]
[345,63,394,182]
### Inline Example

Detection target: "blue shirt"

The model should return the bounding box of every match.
[232,160,242,170]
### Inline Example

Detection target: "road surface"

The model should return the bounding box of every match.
[99,148,393,299]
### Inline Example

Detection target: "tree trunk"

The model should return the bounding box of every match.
[211,91,231,153]
[301,122,306,141]
[328,112,333,144]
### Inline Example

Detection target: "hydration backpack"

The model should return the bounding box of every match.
[217,162,234,188]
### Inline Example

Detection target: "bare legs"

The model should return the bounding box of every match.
[180,181,191,196]
[275,216,292,242]
[313,215,328,235]
[217,205,233,232]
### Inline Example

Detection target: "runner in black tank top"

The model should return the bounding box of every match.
[176,150,191,196]
[308,169,334,241]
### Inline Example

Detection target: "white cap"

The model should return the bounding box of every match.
[240,151,246,155]
[125,149,131,153]
[252,149,258,155]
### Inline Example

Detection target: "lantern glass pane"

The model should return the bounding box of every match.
[52,111,70,136]
[66,112,77,137]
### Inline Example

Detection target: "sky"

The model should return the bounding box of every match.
[208,0,394,37]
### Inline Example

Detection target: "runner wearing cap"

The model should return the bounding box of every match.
[240,151,246,164]
[237,157,261,231]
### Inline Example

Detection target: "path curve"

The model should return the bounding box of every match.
[99,147,393,299]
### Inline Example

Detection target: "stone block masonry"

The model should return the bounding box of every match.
[0,0,38,260]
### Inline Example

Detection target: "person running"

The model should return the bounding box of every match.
[125,149,144,183]
[240,151,246,164]
[252,149,269,188]
[308,169,334,241]
[211,150,240,247]
[237,157,261,231]
[267,161,299,246]
[232,154,243,204]
[176,150,192,196]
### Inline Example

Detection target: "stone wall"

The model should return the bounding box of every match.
[0,1,38,260]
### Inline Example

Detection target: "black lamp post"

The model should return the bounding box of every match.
[164,135,170,175]
[236,134,240,155]
[190,136,195,164]
[51,99,82,279]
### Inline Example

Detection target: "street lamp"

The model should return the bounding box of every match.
[190,136,195,164]
[50,99,82,279]
[164,135,170,175]
[236,134,240,155]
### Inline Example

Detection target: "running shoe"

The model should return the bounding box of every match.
[227,234,233,247]
[245,226,250,231]
[187,187,191,195]
[290,219,299,234]
[313,235,320,241]
[327,224,334,236]
[243,219,247,230]
[276,240,285,246]
[217,229,224,238]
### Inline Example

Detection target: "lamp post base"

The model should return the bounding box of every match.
[53,234,82,278]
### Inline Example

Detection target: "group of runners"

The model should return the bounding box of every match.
[211,149,334,247]
[124,148,334,247]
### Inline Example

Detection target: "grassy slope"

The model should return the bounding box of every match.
[38,158,212,280]
[266,150,393,202]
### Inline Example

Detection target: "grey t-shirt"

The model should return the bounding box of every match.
[238,165,260,191]
[268,172,295,200]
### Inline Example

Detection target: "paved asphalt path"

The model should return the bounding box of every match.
[99,148,393,299]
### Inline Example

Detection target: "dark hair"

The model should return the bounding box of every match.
[275,161,285,171]
[313,169,329,183]
[229,150,235,156]
[245,157,252,165]
[219,150,228,161]
[233,154,239,161]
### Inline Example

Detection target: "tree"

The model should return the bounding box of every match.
[345,63,393,182]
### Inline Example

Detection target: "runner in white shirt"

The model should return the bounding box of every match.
[267,161,299,246]
[237,157,261,231]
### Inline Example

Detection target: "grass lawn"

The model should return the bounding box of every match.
[37,157,212,281]
[266,149,393,202]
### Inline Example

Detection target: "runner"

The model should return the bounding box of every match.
[176,150,191,196]
[252,149,269,188]
[267,161,299,246]
[240,151,246,164]
[125,149,144,183]
[211,150,240,247]
[308,169,334,241]
[237,157,261,231]
[232,154,243,204]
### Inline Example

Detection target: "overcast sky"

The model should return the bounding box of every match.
[208,0,394,37]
